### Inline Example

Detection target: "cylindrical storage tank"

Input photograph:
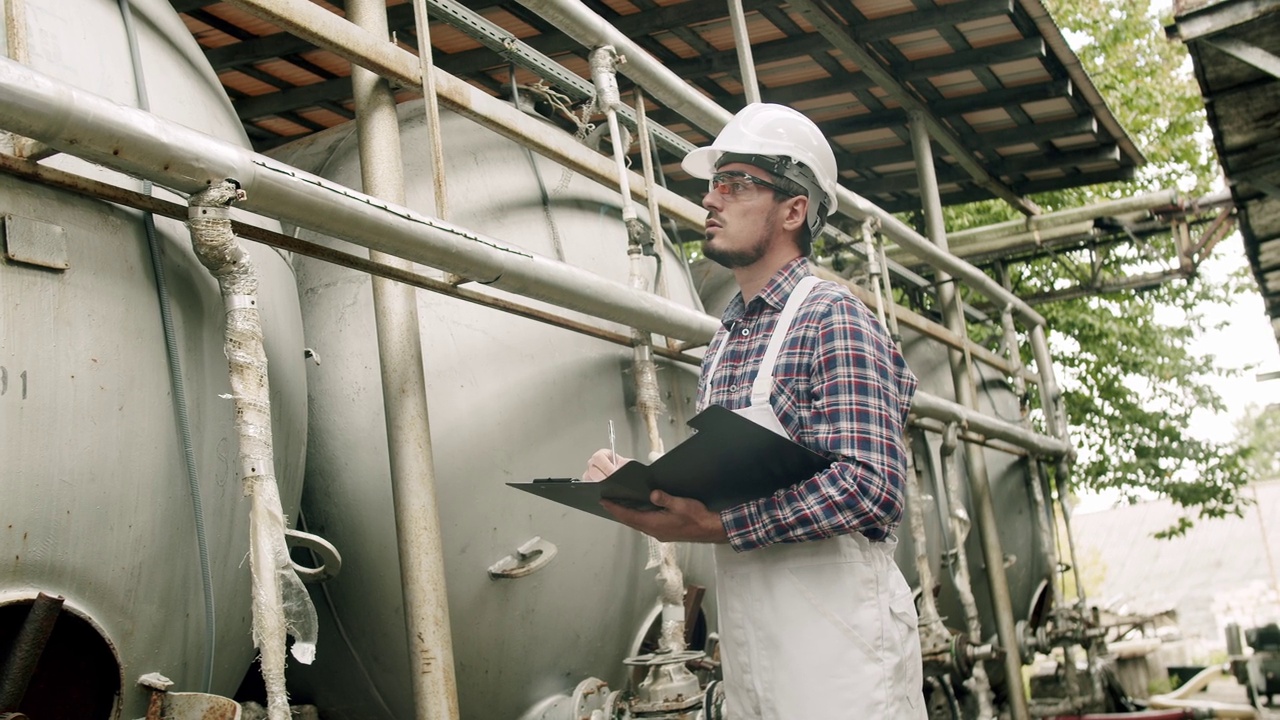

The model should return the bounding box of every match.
[694,259,1056,681]
[272,104,717,719]
[0,1,308,717]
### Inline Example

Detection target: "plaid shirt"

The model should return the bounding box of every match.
[697,257,918,552]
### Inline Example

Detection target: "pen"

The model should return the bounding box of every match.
[609,420,617,466]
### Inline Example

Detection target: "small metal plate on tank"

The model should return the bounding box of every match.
[3,214,69,270]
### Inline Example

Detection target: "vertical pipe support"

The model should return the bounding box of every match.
[909,110,1030,720]
[726,0,760,104]
[348,1,460,718]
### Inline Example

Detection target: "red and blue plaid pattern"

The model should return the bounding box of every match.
[697,257,918,552]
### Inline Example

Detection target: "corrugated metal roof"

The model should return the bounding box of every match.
[168,0,1144,213]
[1171,0,1280,353]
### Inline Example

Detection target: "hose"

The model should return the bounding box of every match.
[1147,665,1260,719]
[117,0,216,693]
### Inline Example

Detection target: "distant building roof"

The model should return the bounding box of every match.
[1071,480,1280,643]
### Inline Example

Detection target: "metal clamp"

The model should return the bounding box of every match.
[284,528,343,583]
[487,536,557,579]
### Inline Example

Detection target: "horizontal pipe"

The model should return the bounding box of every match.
[949,189,1182,244]
[0,59,1075,460]
[910,392,1071,458]
[0,56,719,343]
[0,154,707,366]
[513,0,1048,328]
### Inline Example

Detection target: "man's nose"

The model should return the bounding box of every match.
[702,188,722,211]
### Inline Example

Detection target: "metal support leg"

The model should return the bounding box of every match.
[909,110,1030,720]
[349,0,460,717]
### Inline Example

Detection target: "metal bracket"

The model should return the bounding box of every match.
[487,536,557,579]
[284,528,343,583]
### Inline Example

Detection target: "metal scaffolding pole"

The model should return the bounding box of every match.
[909,111,1031,720]
[348,0,459,717]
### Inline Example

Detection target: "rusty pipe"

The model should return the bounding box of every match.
[0,593,64,712]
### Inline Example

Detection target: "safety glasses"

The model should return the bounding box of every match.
[708,170,796,201]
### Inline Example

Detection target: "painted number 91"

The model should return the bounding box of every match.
[1,367,28,399]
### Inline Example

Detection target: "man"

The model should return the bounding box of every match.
[583,103,924,718]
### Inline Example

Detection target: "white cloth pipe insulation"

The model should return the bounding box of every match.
[186,184,318,720]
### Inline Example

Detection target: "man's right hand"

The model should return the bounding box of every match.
[581,448,632,482]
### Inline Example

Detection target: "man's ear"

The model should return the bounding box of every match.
[781,195,809,233]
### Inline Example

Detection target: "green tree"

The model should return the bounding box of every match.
[939,0,1255,533]
[1235,403,1280,482]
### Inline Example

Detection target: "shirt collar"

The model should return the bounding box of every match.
[720,257,812,327]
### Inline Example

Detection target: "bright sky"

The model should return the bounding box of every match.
[1185,236,1280,444]
[1075,234,1280,514]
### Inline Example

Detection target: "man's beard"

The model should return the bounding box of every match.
[702,235,768,268]
[701,206,777,269]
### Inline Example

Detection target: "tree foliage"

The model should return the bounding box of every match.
[940,0,1255,532]
[1235,403,1280,482]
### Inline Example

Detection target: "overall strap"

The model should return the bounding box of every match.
[749,275,821,406]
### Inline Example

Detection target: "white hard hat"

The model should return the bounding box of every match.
[682,103,839,237]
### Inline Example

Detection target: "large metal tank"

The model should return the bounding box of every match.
[0,0,308,717]
[272,104,717,719]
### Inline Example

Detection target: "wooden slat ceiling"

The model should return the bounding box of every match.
[170,0,1144,214]
[1170,0,1280,352]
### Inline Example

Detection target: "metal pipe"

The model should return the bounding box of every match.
[938,425,996,718]
[0,154,705,369]
[186,183,318,720]
[348,0,460,717]
[911,112,1030,720]
[0,593,63,712]
[726,0,760,104]
[511,0,1049,328]
[0,56,720,344]
[1029,325,1066,440]
[408,0,450,222]
[948,189,1182,244]
[905,435,948,650]
[634,88,672,303]
[909,394,1069,457]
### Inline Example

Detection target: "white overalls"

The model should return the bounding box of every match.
[700,276,926,719]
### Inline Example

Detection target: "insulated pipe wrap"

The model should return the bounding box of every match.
[186,182,317,720]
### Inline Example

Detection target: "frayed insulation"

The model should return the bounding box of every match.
[187,181,318,720]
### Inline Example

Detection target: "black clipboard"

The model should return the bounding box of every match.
[508,405,833,522]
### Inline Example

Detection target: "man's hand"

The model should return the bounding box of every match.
[601,490,729,544]
[581,448,632,482]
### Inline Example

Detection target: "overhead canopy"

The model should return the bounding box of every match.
[1170,0,1280,352]
[171,0,1142,214]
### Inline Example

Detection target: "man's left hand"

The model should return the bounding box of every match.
[601,490,729,544]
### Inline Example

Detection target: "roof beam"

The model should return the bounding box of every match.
[847,0,1015,43]
[787,0,1040,215]
[894,37,1046,80]
[929,78,1072,116]
[234,77,353,119]
[967,115,1097,149]
[1166,0,1280,42]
